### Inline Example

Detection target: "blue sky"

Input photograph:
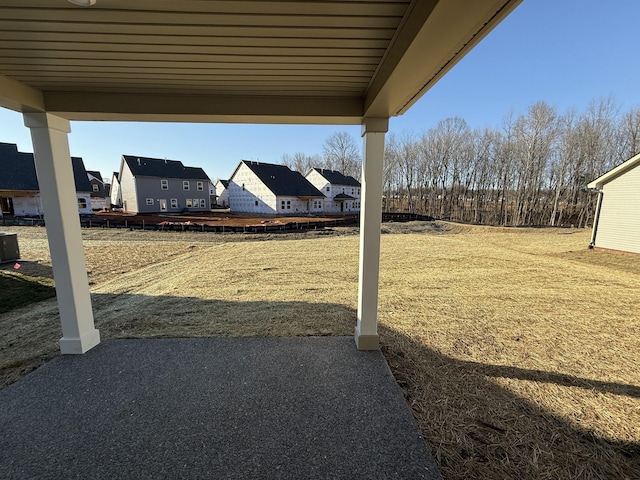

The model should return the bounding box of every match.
[1,0,639,182]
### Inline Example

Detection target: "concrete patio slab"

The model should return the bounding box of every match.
[0,337,440,479]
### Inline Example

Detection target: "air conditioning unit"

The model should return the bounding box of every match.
[0,233,20,262]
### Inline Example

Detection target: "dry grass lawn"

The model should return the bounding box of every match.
[1,223,638,479]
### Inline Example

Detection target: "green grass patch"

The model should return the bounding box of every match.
[0,271,56,313]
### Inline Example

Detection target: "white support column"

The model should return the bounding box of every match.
[355,117,388,350]
[24,112,100,354]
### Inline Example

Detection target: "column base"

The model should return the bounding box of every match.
[354,326,379,350]
[59,329,101,354]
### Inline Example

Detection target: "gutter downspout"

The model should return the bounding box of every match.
[589,189,603,249]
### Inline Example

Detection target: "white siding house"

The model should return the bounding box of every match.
[215,179,229,207]
[588,152,640,254]
[228,161,325,214]
[306,168,361,213]
[110,171,122,209]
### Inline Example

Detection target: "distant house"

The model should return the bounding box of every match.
[208,182,216,208]
[118,155,211,213]
[215,179,229,208]
[0,142,92,216]
[110,171,122,209]
[588,152,640,254]
[87,170,108,210]
[227,161,325,214]
[306,168,361,213]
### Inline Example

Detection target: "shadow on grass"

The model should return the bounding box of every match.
[0,265,55,314]
[379,325,640,479]
[2,293,638,478]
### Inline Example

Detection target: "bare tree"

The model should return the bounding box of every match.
[283,98,640,228]
[322,131,361,179]
[281,152,321,174]
[618,105,640,161]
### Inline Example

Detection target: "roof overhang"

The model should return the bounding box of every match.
[0,0,523,124]
[588,151,640,189]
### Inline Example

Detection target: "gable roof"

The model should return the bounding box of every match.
[588,152,640,189]
[122,155,210,181]
[71,157,93,193]
[87,170,103,183]
[216,179,229,189]
[236,161,325,198]
[0,142,92,193]
[311,168,360,187]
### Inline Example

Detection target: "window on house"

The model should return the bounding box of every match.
[197,181,204,191]
[92,184,99,192]
[242,183,245,191]
[186,199,193,208]
[170,198,178,208]
[146,198,154,205]
[326,186,330,192]
[255,200,258,206]
[183,181,190,190]
[286,200,291,209]
[200,199,206,208]
[281,200,285,210]
[161,179,168,190]
[77,198,88,209]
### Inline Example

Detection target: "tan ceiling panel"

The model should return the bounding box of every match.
[0,0,523,123]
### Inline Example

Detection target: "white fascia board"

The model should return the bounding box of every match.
[588,152,640,189]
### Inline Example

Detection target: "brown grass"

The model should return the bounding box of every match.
[1,223,638,479]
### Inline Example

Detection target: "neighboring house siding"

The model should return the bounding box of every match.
[228,164,277,214]
[90,197,106,210]
[215,180,229,207]
[11,193,92,216]
[595,162,640,254]
[134,177,209,213]
[119,162,139,213]
[76,194,92,214]
[12,194,43,216]
[110,173,122,208]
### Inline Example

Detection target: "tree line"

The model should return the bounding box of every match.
[283,98,640,227]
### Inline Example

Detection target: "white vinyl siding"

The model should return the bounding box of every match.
[595,163,640,254]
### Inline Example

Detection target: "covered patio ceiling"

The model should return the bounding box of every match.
[0,0,521,123]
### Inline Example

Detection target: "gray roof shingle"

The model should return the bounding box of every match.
[312,168,360,187]
[0,142,92,193]
[123,155,210,181]
[241,161,324,198]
